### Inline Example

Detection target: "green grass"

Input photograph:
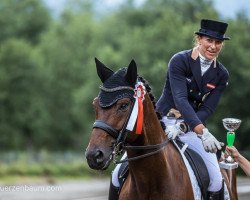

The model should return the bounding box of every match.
[0,151,114,184]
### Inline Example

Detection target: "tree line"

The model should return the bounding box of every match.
[0,0,250,152]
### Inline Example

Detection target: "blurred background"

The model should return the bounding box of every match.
[0,0,250,199]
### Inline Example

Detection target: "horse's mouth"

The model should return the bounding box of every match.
[101,153,113,170]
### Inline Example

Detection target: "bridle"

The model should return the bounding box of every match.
[92,83,170,164]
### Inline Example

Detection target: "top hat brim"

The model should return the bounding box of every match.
[195,31,230,40]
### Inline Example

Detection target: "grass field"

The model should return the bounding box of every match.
[0,151,113,184]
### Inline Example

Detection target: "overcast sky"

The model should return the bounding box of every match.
[213,0,250,19]
[43,0,250,19]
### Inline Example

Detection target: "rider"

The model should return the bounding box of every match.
[156,19,230,199]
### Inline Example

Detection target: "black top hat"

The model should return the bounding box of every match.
[195,19,230,40]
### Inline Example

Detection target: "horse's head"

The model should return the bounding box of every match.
[85,58,139,170]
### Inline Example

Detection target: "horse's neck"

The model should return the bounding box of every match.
[124,95,191,197]
[141,94,165,144]
[127,94,171,178]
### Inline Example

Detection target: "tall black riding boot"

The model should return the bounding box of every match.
[207,183,224,200]
[108,179,119,200]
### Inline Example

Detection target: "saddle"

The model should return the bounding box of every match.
[118,161,129,189]
[174,139,209,199]
[117,139,210,199]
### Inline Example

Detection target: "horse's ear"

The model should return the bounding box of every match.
[125,59,138,87]
[95,57,114,83]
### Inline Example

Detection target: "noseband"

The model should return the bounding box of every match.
[93,120,120,139]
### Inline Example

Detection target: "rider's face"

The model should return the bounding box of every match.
[198,36,224,60]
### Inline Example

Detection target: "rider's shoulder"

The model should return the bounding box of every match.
[217,61,229,77]
[171,49,192,60]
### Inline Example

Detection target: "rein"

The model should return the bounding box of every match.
[114,139,169,164]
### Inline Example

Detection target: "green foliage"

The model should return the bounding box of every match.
[0,39,49,150]
[0,0,51,43]
[0,0,250,152]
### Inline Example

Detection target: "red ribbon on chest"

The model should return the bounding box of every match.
[206,83,216,89]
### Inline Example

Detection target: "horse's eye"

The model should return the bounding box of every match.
[119,103,129,111]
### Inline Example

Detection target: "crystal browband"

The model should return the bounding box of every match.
[99,85,134,92]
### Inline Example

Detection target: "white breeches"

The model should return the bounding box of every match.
[112,153,127,187]
[163,117,223,192]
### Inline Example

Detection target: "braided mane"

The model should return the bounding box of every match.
[138,76,166,131]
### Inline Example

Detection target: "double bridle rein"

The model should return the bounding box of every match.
[93,83,170,164]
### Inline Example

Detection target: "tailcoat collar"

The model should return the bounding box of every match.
[189,47,218,91]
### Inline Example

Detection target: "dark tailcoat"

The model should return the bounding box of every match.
[156,47,229,130]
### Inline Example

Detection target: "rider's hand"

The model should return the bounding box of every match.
[198,128,224,153]
[166,122,184,140]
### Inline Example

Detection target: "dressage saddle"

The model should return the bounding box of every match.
[116,139,210,199]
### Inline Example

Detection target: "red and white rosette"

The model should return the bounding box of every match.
[126,82,146,134]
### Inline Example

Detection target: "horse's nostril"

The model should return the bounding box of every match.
[95,150,104,164]
[86,148,107,169]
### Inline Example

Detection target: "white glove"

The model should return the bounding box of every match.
[199,128,224,153]
[165,122,184,140]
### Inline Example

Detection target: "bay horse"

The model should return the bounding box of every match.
[85,58,238,200]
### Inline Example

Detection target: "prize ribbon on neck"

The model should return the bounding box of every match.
[126,82,146,134]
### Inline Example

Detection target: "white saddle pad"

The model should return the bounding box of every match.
[173,140,230,200]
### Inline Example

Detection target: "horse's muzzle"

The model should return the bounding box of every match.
[85,148,112,170]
